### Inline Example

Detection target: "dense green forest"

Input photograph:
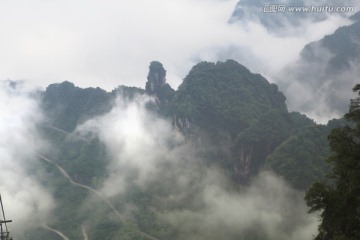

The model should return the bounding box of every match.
[305,85,360,240]
[12,59,354,240]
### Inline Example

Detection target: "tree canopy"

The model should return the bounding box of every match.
[305,84,360,240]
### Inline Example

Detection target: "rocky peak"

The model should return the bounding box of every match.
[145,61,166,95]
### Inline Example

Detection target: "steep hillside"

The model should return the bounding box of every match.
[39,60,336,188]
[276,15,360,120]
[172,60,287,134]
[170,60,318,182]
[267,119,347,189]
[20,59,348,240]
[42,81,112,132]
[42,81,144,132]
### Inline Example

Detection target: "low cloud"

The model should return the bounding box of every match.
[229,13,353,76]
[0,81,54,236]
[77,94,318,239]
[77,95,187,197]
[162,171,317,240]
[230,0,359,122]
[275,44,358,123]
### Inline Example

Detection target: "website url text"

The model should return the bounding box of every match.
[261,5,355,13]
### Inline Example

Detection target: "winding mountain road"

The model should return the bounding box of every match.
[39,124,161,240]
[42,225,70,240]
[81,225,89,240]
[45,125,90,142]
[38,153,159,240]
[38,154,124,221]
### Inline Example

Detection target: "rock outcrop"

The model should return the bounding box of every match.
[145,61,166,95]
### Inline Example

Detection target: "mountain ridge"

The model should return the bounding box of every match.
[22,59,348,240]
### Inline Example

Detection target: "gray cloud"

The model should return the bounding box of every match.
[0,81,54,237]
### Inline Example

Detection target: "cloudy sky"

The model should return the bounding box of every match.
[0,0,355,91]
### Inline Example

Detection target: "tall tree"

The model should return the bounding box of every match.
[305,84,360,240]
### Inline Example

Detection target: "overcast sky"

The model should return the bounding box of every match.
[0,0,354,91]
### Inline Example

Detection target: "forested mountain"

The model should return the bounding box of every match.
[305,85,360,240]
[275,13,360,121]
[169,60,328,184]
[42,81,144,132]
[17,59,351,239]
[267,118,346,189]
[40,60,332,188]
[2,1,360,239]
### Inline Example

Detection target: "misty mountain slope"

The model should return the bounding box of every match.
[42,81,112,132]
[21,59,349,239]
[170,60,320,182]
[40,60,335,188]
[276,16,360,121]
[267,118,348,189]
[42,81,145,133]
[230,0,356,34]
[172,60,287,133]
[231,0,312,32]
[33,96,319,240]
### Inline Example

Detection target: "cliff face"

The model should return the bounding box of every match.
[144,61,176,116]
[169,60,294,182]
[40,60,327,188]
[145,61,166,95]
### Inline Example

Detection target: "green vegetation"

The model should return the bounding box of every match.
[22,60,354,239]
[268,125,328,189]
[266,118,347,190]
[305,85,360,240]
[170,60,330,183]
[172,60,287,134]
[42,81,112,132]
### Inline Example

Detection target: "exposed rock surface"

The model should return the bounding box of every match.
[145,61,166,95]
